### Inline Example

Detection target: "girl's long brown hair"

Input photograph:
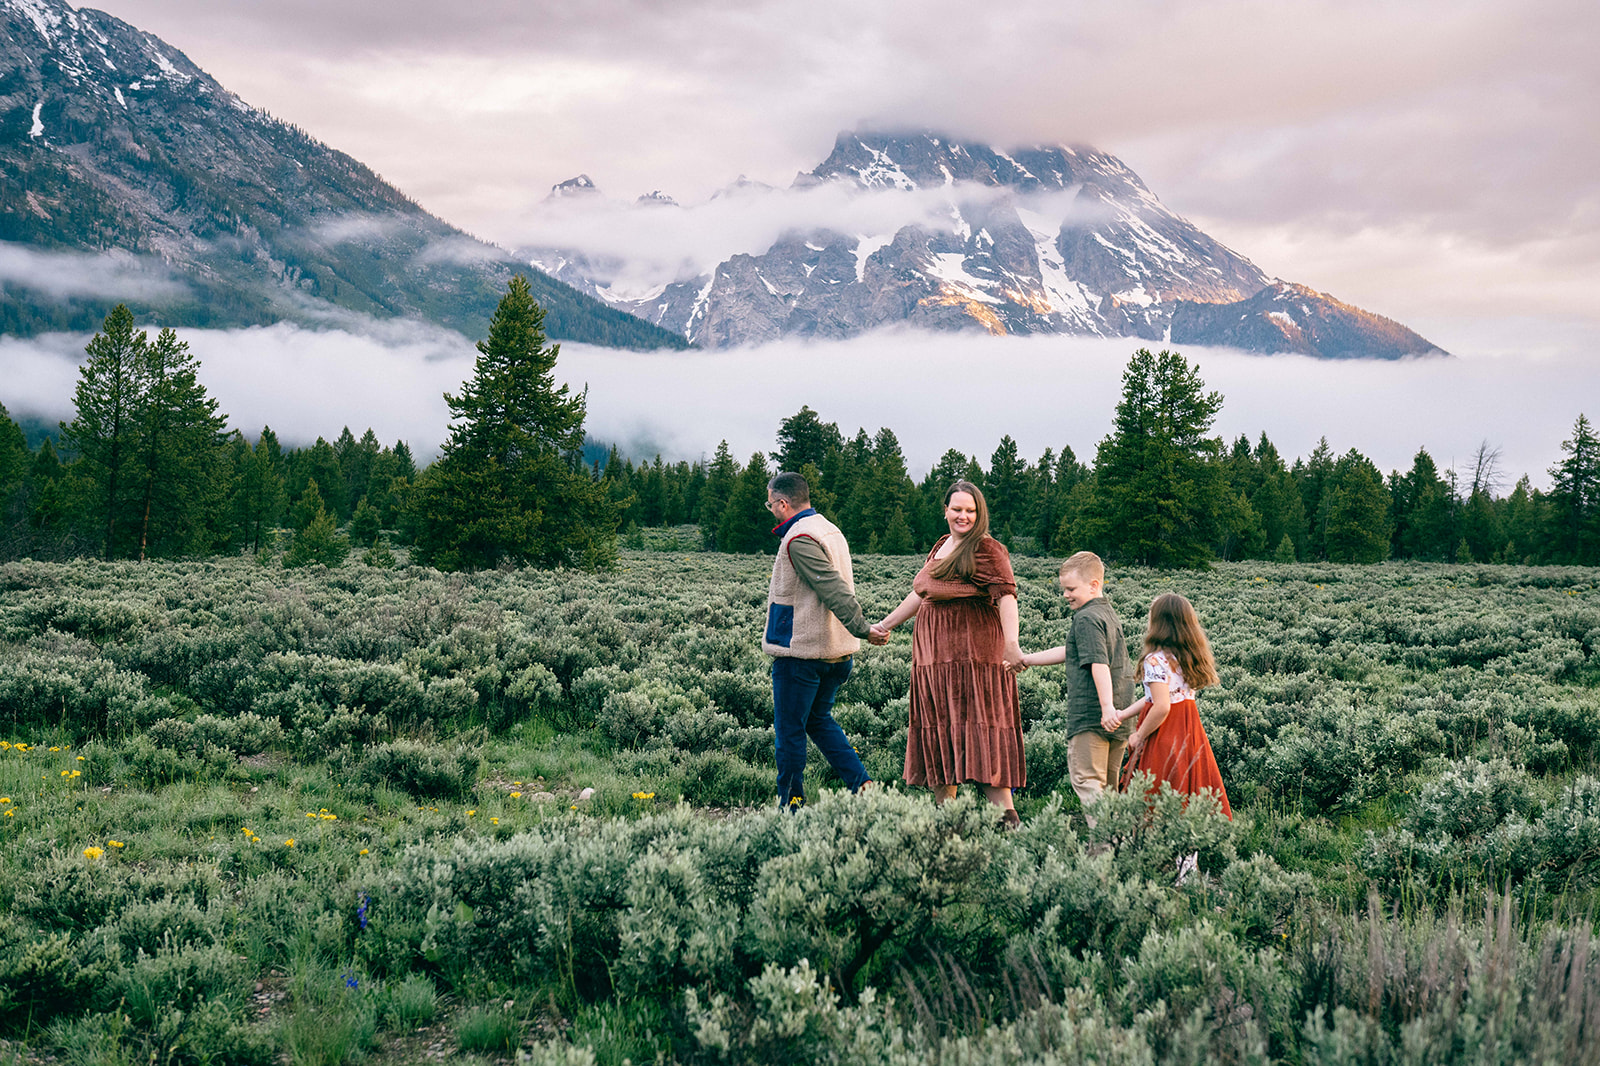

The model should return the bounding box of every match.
[1139,592,1218,691]
[928,480,991,582]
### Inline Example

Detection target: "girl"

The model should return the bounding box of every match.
[1106,592,1231,818]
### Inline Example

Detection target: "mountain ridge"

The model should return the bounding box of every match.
[526,130,1443,359]
[0,0,687,348]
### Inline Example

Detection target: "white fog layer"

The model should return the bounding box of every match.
[3,316,1594,489]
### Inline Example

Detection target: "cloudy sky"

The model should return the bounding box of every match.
[10,0,1599,481]
[85,0,1598,327]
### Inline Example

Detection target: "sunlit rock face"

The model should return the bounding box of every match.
[526,130,1444,358]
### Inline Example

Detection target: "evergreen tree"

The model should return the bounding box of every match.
[407,276,621,570]
[290,478,329,531]
[1547,413,1599,564]
[283,504,349,569]
[719,451,771,553]
[698,441,740,550]
[1462,441,1505,562]
[0,404,31,560]
[298,438,347,523]
[27,440,73,554]
[798,460,836,523]
[1088,348,1224,567]
[881,504,915,554]
[349,496,381,546]
[130,328,229,560]
[392,440,417,482]
[985,435,1028,538]
[860,427,915,544]
[228,432,287,554]
[1248,435,1306,560]
[1040,446,1089,553]
[1501,476,1546,563]
[1273,533,1297,562]
[775,405,842,473]
[831,429,874,544]
[680,460,706,524]
[1324,449,1392,563]
[340,428,381,510]
[1391,448,1457,560]
[637,456,668,526]
[61,304,147,559]
[0,402,26,498]
[1296,438,1337,560]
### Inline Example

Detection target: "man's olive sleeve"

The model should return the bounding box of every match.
[786,536,871,638]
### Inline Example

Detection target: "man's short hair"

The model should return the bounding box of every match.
[1060,551,1104,583]
[768,471,810,506]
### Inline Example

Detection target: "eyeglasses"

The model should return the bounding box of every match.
[764,498,782,513]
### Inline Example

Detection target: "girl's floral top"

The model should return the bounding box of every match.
[1141,650,1196,702]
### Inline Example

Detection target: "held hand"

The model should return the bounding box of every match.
[1003,640,1027,674]
[1100,709,1121,733]
[867,623,890,646]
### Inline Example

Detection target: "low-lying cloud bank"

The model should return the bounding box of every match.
[0,242,190,301]
[2,314,1595,489]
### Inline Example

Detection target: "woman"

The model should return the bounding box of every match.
[872,481,1026,826]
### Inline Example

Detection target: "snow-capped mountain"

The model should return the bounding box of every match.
[0,0,684,347]
[526,131,1443,358]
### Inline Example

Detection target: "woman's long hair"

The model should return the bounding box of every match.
[928,480,991,582]
[1139,592,1218,691]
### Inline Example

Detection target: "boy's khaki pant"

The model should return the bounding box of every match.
[1067,731,1128,815]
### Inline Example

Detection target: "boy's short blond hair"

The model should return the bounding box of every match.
[1059,551,1105,583]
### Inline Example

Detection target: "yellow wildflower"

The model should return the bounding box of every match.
[70,770,80,778]
[83,846,104,859]
[359,848,369,855]
[49,746,60,752]
[490,817,499,825]
[108,840,125,848]
[4,810,14,817]
[321,814,337,820]
[77,755,85,761]
[509,792,522,798]
[284,839,296,847]
[0,798,10,804]
[467,810,476,817]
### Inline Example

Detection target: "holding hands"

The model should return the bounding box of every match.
[867,623,890,645]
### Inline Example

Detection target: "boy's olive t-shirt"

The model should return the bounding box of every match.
[1063,597,1135,740]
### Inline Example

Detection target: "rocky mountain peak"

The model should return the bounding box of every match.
[548,174,599,199]
[524,126,1442,358]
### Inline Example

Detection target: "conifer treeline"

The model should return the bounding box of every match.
[3,308,1597,567]
[600,408,1599,565]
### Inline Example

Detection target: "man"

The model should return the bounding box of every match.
[761,471,874,809]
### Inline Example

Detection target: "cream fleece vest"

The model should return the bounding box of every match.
[762,513,860,660]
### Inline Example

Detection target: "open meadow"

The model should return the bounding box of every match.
[2,548,1599,1065]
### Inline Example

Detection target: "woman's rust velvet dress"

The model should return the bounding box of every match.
[902,536,1027,788]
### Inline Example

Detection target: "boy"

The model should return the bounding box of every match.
[1020,551,1134,820]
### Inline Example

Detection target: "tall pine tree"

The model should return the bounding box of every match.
[408,276,620,570]
[61,304,147,559]
[1087,348,1224,567]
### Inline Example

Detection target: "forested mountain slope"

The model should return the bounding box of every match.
[0,0,687,348]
